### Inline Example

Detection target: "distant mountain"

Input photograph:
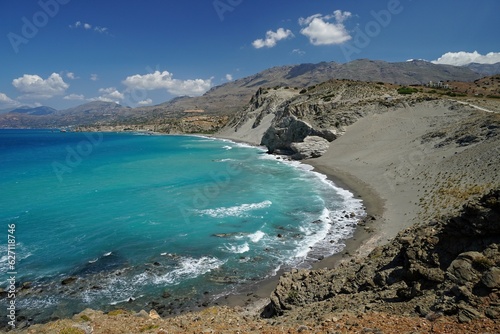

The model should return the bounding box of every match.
[56,101,128,116]
[0,59,488,129]
[465,62,500,76]
[150,59,482,117]
[9,106,57,116]
[0,106,21,114]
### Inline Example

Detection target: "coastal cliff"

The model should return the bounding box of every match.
[219,80,435,159]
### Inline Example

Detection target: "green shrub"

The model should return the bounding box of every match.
[80,315,91,322]
[397,87,418,95]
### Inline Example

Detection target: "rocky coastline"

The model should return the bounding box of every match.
[8,88,500,332]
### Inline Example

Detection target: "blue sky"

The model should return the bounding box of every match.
[1,0,499,110]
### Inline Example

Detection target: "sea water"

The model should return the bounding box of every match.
[0,129,363,323]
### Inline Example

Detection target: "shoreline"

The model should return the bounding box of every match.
[209,100,483,310]
[209,134,386,310]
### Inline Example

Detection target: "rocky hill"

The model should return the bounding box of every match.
[266,189,500,323]
[466,62,500,76]
[219,79,438,159]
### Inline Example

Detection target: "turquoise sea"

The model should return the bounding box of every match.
[0,129,363,324]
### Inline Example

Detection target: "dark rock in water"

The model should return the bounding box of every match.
[72,252,127,276]
[212,233,236,238]
[162,290,172,299]
[61,277,77,285]
[21,282,32,290]
[277,234,283,238]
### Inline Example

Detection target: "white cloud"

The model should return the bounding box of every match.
[70,21,110,35]
[90,74,99,81]
[0,92,20,108]
[97,87,124,102]
[225,74,233,81]
[252,28,294,49]
[432,51,500,66]
[137,98,153,106]
[65,72,79,80]
[299,10,352,46]
[292,48,306,56]
[63,94,85,101]
[94,26,109,34]
[123,70,212,97]
[12,73,69,99]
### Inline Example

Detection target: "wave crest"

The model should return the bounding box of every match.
[197,200,272,218]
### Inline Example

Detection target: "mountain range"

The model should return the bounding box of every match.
[1,59,500,129]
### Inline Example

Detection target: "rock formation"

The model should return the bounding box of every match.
[264,190,500,323]
[222,80,424,159]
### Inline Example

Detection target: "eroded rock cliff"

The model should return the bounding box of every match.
[221,80,433,159]
[264,190,500,323]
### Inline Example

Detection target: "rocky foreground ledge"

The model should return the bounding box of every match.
[265,190,500,324]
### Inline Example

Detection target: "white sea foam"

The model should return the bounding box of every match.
[293,208,333,260]
[223,242,250,254]
[222,145,233,150]
[197,200,272,218]
[256,153,365,265]
[248,230,265,243]
[151,256,225,285]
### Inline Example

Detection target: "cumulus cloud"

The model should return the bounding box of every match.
[137,99,153,106]
[12,73,69,99]
[123,71,212,97]
[225,74,233,81]
[63,94,85,101]
[96,87,124,103]
[90,74,99,81]
[0,93,20,108]
[252,28,294,49]
[299,10,352,46]
[432,51,500,66]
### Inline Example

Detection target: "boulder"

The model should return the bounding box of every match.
[482,267,500,289]
[290,136,330,160]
